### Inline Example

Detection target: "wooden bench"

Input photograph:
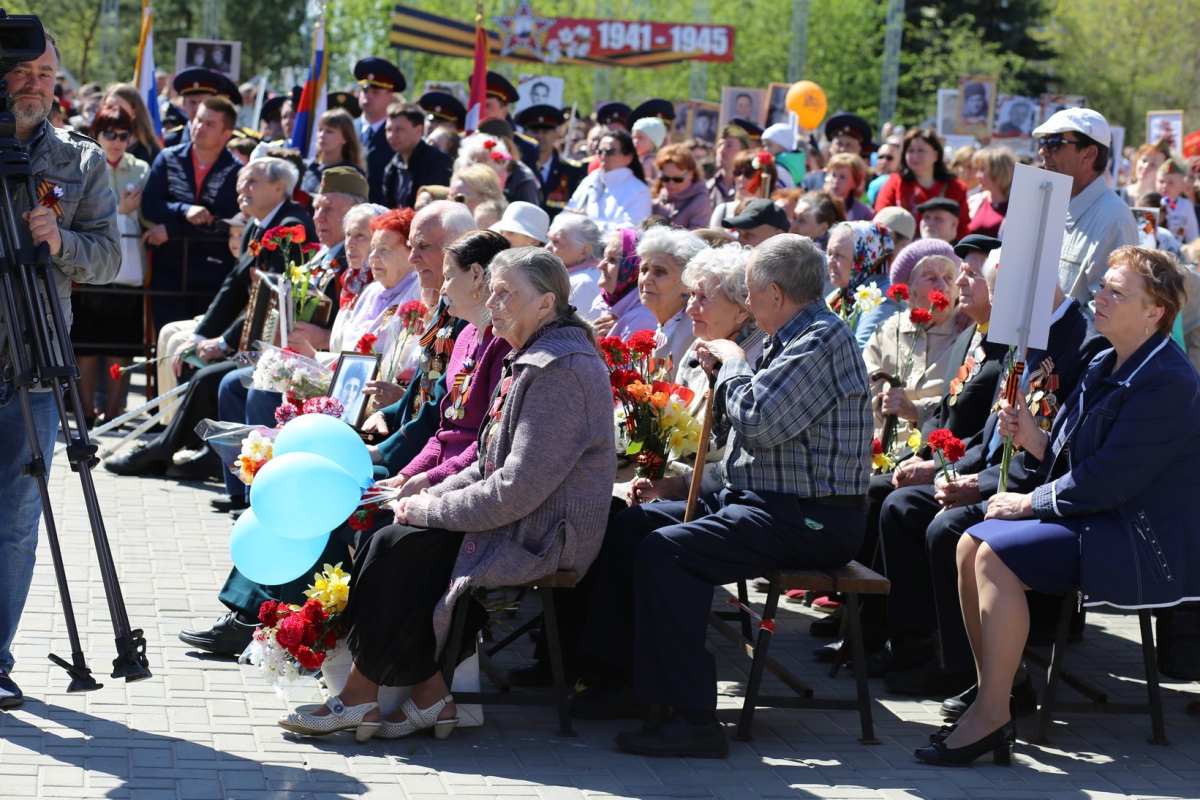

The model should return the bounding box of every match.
[709,561,891,743]
[1027,591,1168,745]
[440,571,578,737]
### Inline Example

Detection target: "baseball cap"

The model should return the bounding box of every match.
[872,207,916,241]
[1032,108,1111,146]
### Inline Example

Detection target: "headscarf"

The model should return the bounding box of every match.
[837,220,894,296]
[602,228,644,307]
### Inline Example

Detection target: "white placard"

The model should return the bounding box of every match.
[990,164,1074,351]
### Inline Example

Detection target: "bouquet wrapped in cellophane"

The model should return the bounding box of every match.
[248,343,331,400]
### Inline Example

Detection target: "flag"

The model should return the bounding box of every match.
[465,2,488,134]
[134,0,161,139]
[290,17,327,158]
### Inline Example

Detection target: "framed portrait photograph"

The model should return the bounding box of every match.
[765,82,791,128]
[993,95,1037,139]
[1146,110,1185,154]
[719,87,766,130]
[954,75,996,137]
[687,101,720,145]
[515,75,564,114]
[673,101,690,137]
[937,89,958,140]
[175,38,241,80]
[1038,94,1086,128]
[328,352,381,429]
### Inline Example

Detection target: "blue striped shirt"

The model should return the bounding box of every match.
[717,302,872,497]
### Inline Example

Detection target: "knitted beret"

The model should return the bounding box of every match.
[889,237,958,287]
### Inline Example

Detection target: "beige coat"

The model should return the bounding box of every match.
[862,311,960,443]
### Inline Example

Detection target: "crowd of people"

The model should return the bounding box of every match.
[6,36,1200,771]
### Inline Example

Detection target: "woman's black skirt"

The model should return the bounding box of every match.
[343,523,485,687]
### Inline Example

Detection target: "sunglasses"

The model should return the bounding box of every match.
[660,175,689,184]
[597,147,623,156]
[733,168,755,178]
[100,130,132,142]
[1037,135,1084,154]
[877,154,895,162]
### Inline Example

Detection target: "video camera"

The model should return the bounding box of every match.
[0,10,47,139]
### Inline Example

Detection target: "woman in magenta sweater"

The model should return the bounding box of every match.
[386,230,514,498]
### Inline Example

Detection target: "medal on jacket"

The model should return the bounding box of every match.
[445,356,478,421]
[37,179,65,219]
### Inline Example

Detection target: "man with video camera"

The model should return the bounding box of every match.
[0,26,119,708]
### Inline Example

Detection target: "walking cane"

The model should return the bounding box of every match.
[683,360,720,523]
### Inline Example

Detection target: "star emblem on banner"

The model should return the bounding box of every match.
[492,0,555,60]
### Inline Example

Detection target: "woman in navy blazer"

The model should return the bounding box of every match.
[917,246,1199,767]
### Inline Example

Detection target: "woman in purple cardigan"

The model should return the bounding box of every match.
[279,248,616,743]
[382,230,514,498]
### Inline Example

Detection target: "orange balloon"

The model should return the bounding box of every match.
[785,81,827,130]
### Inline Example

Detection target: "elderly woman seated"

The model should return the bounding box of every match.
[593,228,659,340]
[545,213,606,320]
[635,226,707,375]
[919,247,1200,767]
[278,248,616,742]
[825,220,897,348]
[862,238,962,444]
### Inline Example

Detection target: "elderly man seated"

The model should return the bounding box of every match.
[575,234,872,758]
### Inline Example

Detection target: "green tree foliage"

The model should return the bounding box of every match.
[1046,0,1200,145]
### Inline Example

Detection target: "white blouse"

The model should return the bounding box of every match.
[565,167,653,233]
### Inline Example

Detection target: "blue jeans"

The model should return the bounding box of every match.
[0,387,60,673]
[217,366,281,500]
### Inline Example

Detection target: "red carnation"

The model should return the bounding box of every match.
[349,507,377,532]
[274,403,298,426]
[258,600,286,627]
[323,631,340,650]
[490,151,510,162]
[275,614,306,650]
[926,428,953,452]
[928,290,950,312]
[301,242,320,255]
[943,437,966,462]
[400,300,428,317]
[483,139,497,150]
[887,284,909,302]
[294,645,325,670]
[627,329,658,356]
[355,333,378,354]
[872,438,883,456]
[909,307,933,326]
[109,363,124,381]
[753,151,774,169]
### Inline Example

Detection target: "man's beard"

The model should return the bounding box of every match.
[13,94,50,130]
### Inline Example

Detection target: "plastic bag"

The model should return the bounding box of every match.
[195,419,276,486]
[244,342,331,399]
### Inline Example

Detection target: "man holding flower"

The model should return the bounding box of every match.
[576,235,872,758]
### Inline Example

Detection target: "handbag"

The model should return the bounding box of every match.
[1156,601,1200,680]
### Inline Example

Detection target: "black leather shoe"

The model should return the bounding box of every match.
[0,673,24,709]
[104,440,172,476]
[885,663,976,696]
[178,611,258,656]
[569,681,646,720]
[931,697,1018,744]
[809,610,843,639]
[166,445,223,481]
[915,720,1015,767]
[211,495,249,513]
[866,636,937,679]
[941,674,1038,721]
[813,640,842,663]
[616,711,728,758]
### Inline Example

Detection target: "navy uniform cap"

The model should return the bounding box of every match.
[173,68,224,97]
[259,95,286,124]
[630,98,675,125]
[418,91,467,129]
[728,117,763,139]
[515,104,565,130]
[354,57,406,93]
[596,102,632,127]
[468,70,518,105]
[327,91,362,118]
[824,113,876,152]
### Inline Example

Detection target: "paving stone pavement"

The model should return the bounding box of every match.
[3,444,1200,799]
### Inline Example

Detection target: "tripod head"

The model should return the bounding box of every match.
[0,10,47,141]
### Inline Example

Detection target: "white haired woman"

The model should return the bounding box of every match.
[278,247,615,742]
[623,243,767,505]
[546,213,606,320]
[862,240,962,442]
[456,132,541,206]
[636,226,708,375]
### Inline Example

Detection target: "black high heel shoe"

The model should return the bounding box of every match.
[930,697,1018,745]
[915,720,1016,767]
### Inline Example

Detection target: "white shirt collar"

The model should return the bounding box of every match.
[1049,295,1072,325]
[254,201,286,228]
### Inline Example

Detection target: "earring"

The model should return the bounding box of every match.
[473,290,481,299]
[1145,325,1149,335]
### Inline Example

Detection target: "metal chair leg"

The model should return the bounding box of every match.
[844,593,877,744]
[1139,609,1170,745]
[540,586,575,736]
[737,578,753,641]
[1033,592,1075,744]
[735,581,780,741]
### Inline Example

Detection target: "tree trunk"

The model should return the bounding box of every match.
[77,3,105,84]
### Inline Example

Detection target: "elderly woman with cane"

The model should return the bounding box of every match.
[278,248,615,742]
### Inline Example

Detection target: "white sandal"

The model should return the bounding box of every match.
[278,697,381,743]
[378,694,458,740]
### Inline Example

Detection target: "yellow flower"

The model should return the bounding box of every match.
[872,452,895,471]
[303,562,351,613]
[907,430,922,450]
[288,263,307,283]
[854,282,884,313]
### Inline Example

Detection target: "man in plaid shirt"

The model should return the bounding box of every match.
[578,234,873,758]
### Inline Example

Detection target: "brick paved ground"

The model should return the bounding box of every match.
[3,429,1200,799]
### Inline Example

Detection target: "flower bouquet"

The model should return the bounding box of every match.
[927,428,965,482]
[249,343,332,400]
[379,300,429,385]
[259,224,325,324]
[246,563,350,697]
[834,281,884,335]
[875,286,949,461]
[600,330,702,479]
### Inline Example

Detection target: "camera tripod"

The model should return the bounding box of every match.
[0,10,150,690]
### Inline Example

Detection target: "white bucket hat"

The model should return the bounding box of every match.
[489,201,550,244]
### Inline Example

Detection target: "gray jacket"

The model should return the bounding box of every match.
[425,324,616,653]
[5,123,120,348]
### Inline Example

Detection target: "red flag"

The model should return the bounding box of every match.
[466,2,488,134]
[1184,130,1200,159]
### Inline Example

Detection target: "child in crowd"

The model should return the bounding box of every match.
[1157,159,1200,245]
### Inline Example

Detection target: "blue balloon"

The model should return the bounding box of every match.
[230,509,330,586]
[272,413,374,488]
[250,452,362,540]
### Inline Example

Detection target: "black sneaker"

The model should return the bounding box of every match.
[178,611,258,657]
[210,495,249,513]
[615,711,728,758]
[0,673,23,709]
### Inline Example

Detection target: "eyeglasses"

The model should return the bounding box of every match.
[597,147,622,157]
[660,175,688,184]
[100,130,132,142]
[1038,135,1084,154]
[877,154,895,162]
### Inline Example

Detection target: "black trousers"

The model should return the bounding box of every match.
[879,484,943,636]
[158,360,240,453]
[582,488,864,712]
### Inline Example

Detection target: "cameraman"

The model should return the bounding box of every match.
[0,28,119,708]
